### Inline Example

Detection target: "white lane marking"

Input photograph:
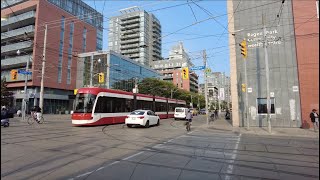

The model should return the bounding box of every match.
[70,134,186,179]
[76,171,93,178]
[122,152,144,160]
[224,134,242,180]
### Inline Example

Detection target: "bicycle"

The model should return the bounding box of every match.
[27,111,44,125]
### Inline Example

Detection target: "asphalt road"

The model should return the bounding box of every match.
[1,115,319,180]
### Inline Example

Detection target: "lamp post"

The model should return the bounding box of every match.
[17,50,31,121]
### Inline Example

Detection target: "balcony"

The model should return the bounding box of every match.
[122,49,139,54]
[120,43,139,50]
[1,41,33,55]
[1,0,25,9]
[1,25,35,41]
[120,38,139,44]
[120,23,139,30]
[121,28,139,35]
[120,33,139,40]
[120,18,140,26]
[1,55,32,69]
[1,11,36,31]
[121,15,139,22]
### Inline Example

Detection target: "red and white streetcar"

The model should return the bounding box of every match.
[71,87,186,126]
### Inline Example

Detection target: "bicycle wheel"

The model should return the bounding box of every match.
[27,117,35,125]
[37,116,44,124]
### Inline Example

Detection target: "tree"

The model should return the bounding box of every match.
[138,78,176,97]
[137,78,205,108]
[1,78,13,107]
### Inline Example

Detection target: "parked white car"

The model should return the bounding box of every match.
[174,107,188,120]
[125,110,160,128]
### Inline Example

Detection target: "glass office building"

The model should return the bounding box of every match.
[76,50,160,92]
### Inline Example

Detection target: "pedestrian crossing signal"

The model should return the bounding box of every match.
[10,69,18,80]
[182,67,189,80]
[98,73,104,83]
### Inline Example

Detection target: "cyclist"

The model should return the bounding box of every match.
[31,105,42,123]
[186,110,193,131]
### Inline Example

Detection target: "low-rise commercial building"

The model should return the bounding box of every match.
[76,50,160,91]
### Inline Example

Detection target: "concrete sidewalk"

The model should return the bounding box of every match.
[199,116,319,138]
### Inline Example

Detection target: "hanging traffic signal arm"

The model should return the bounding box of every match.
[239,40,248,58]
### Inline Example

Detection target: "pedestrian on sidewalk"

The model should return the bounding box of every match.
[309,109,319,132]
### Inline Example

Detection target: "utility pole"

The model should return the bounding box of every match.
[190,94,193,108]
[39,24,47,114]
[18,50,30,121]
[90,53,94,87]
[263,14,272,133]
[203,50,209,126]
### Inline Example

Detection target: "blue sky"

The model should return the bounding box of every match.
[83,0,230,80]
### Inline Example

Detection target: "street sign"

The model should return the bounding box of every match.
[247,88,252,93]
[18,69,32,75]
[270,92,274,97]
[190,66,205,70]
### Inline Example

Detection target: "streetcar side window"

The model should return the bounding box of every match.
[155,102,166,112]
[137,100,153,110]
[95,97,112,113]
[95,96,132,113]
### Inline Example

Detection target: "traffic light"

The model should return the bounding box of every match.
[241,83,246,92]
[239,40,247,58]
[182,67,189,80]
[98,73,104,83]
[10,69,18,80]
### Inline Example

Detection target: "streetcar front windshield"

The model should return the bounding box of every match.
[74,93,96,113]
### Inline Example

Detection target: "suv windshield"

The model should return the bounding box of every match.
[130,111,145,115]
[74,93,96,113]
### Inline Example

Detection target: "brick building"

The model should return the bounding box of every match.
[1,0,103,113]
[292,0,319,128]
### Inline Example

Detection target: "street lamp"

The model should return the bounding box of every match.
[16,49,32,121]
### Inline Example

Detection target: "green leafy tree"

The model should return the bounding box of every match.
[1,78,13,107]
[138,78,205,108]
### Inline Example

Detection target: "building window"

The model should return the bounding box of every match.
[82,27,87,52]
[257,98,275,114]
[67,22,74,85]
[58,16,65,83]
